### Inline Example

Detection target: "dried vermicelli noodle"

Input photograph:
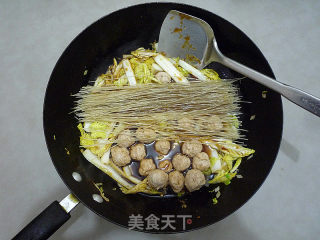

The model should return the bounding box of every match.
[74,80,242,141]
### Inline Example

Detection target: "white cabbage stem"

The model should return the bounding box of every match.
[168,58,177,65]
[82,149,134,189]
[230,158,242,173]
[123,166,141,184]
[151,63,163,74]
[109,161,141,185]
[212,159,222,173]
[178,59,207,81]
[113,60,123,77]
[94,75,105,87]
[207,147,222,173]
[123,166,132,176]
[83,122,91,132]
[154,54,188,83]
[123,59,136,85]
[101,149,111,164]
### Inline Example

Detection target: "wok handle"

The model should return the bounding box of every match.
[220,55,320,117]
[12,201,70,240]
[12,194,79,240]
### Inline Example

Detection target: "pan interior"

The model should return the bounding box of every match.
[43,3,283,233]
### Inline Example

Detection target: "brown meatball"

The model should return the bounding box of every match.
[207,115,223,130]
[181,140,203,157]
[172,153,191,172]
[117,129,135,148]
[139,158,156,176]
[130,143,146,161]
[155,140,171,155]
[193,152,210,171]
[147,169,168,190]
[136,128,156,143]
[158,160,173,173]
[169,171,184,193]
[111,146,131,167]
[184,169,206,192]
[155,71,171,83]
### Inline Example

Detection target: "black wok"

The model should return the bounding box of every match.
[13,2,283,239]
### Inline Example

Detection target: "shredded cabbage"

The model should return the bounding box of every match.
[177,66,189,77]
[212,198,218,204]
[216,141,255,158]
[200,69,220,81]
[129,58,140,70]
[89,122,111,139]
[134,63,155,83]
[144,58,155,71]
[90,145,109,157]
[208,170,237,184]
[203,168,212,175]
[78,123,94,147]
[121,178,161,195]
[230,158,242,173]
[114,74,128,86]
[94,73,113,86]
[223,154,236,171]
[131,47,157,58]
[78,122,114,157]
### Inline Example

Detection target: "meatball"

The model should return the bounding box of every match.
[172,153,191,172]
[136,128,157,143]
[193,152,210,171]
[181,140,203,157]
[207,115,223,130]
[158,160,173,173]
[130,143,146,161]
[185,169,206,192]
[139,158,156,176]
[147,169,168,190]
[177,117,194,131]
[155,71,171,83]
[169,171,184,193]
[155,140,171,155]
[117,129,135,148]
[111,146,131,167]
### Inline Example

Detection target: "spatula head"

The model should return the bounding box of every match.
[158,10,214,69]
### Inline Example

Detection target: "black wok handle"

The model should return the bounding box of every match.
[12,201,70,240]
[12,194,79,240]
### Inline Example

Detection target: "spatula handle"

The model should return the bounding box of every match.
[221,56,320,117]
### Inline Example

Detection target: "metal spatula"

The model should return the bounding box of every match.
[158,10,320,117]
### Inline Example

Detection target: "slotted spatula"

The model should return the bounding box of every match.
[158,10,320,117]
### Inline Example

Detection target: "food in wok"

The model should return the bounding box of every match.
[74,44,254,200]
